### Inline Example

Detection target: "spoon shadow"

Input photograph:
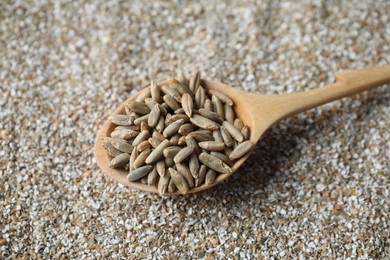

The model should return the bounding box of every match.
[199,120,302,198]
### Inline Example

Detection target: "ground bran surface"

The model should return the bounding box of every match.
[0,0,389,258]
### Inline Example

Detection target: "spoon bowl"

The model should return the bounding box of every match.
[95,65,390,194]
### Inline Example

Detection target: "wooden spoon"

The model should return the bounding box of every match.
[95,65,390,194]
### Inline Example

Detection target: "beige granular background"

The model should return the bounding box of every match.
[1,0,389,258]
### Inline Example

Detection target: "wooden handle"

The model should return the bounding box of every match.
[256,65,390,125]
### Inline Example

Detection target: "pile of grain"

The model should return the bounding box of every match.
[103,72,253,194]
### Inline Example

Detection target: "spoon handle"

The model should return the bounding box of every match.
[259,65,390,124]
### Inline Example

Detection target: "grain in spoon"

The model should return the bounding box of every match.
[95,65,390,194]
